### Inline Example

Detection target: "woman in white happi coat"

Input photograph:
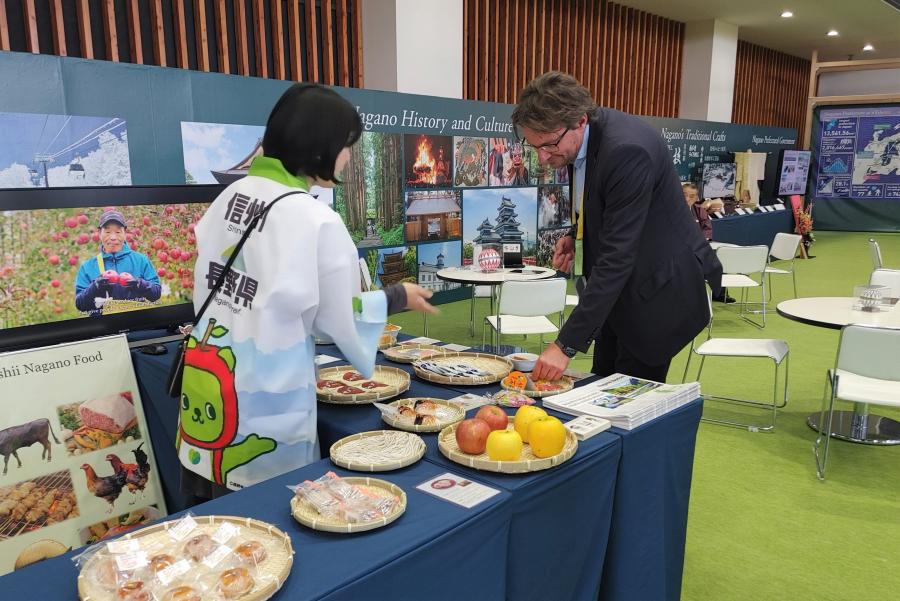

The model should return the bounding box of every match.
[178,84,436,500]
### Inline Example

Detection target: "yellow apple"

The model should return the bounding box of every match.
[528,416,567,458]
[513,405,547,443]
[486,429,523,461]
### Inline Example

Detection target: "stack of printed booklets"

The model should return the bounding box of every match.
[543,373,700,430]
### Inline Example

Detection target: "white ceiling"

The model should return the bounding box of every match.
[614,0,900,62]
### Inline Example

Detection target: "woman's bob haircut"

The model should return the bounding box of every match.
[262,83,362,184]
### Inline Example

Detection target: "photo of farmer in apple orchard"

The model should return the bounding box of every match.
[74,210,161,316]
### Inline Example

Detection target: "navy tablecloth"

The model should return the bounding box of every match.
[711,208,792,247]
[1,458,512,601]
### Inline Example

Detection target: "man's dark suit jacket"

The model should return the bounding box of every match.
[558,108,723,366]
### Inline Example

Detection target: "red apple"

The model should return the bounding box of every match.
[64,217,77,228]
[50,279,60,288]
[91,232,100,242]
[118,272,134,285]
[40,248,50,256]
[48,255,60,266]
[455,418,491,455]
[53,307,63,314]
[102,269,120,285]
[169,249,181,261]
[152,238,166,250]
[157,251,169,263]
[67,256,78,266]
[76,233,90,245]
[475,405,509,431]
[60,230,69,239]
[187,223,196,232]
[51,233,60,242]
[165,205,174,215]
[77,214,88,225]
[157,268,166,277]
[143,216,151,226]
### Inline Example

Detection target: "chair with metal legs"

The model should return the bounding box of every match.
[868,238,884,270]
[869,268,900,299]
[469,285,493,337]
[682,291,790,432]
[765,233,802,300]
[716,245,770,328]
[814,324,900,480]
[482,279,566,353]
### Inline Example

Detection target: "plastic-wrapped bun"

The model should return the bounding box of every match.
[218,566,255,598]
[149,553,176,573]
[163,585,202,601]
[183,533,217,561]
[96,557,132,589]
[234,540,267,565]
[116,580,150,601]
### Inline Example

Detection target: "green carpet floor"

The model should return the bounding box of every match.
[389,230,900,601]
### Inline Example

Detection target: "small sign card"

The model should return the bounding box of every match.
[441,343,470,352]
[315,354,341,366]
[417,473,501,509]
[447,393,493,411]
[406,336,441,345]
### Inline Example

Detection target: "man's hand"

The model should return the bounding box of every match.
[552,234,575,272]
[532,343,571,381]
[402,283,439,315]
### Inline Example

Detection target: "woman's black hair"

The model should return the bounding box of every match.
[262,83,362,184]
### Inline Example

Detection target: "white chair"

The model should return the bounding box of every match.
[814,324,900,480]
[765,233,802,299]
[869,269,900,299]
[717,245,770,328]
[469,285,493,337]
[682,291,789,432]
[869,238,884,270]
[359,258,373,292]
[482,279,567,352]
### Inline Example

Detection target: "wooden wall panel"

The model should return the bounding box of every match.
[6,0,363,87]
[465,0,684,118]
[732,40,811,138]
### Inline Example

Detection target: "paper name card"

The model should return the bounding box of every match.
[564,415,611,440]
[315,354,341,366]
[406,336,440,345]
[417,473,501,508]
[441,343,470,352]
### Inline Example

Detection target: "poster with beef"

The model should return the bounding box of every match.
[0,335,166,576]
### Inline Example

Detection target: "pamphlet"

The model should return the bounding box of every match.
[564,415,612,440]
[416,473,501,508]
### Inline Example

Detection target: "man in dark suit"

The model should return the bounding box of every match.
[518,72,722,382]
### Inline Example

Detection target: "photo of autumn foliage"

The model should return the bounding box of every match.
[0,203,208,329]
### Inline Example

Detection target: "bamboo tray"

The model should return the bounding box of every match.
[316,366,410,404]
[330,430,426,471]
[437,423,578,473]
[290,477,406,533]
[501,377,574,397]
[77,515,293,601]
[381,398,465,433]
[412,352,512,386]
[381,343,447,364]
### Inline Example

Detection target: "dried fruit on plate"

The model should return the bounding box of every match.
[342,371,365,382]
[336,386,364,395]
[534,381,564,391]
[360,381,387,389]
[317,380,344,389]
[503,371,528,391]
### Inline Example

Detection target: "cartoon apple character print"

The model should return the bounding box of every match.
[178,318,276,485]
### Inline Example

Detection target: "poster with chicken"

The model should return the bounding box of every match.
[0,335,166,576]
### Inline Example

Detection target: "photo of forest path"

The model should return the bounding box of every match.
[335,132,404,248]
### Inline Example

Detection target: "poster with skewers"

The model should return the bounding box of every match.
[0,335,166,576]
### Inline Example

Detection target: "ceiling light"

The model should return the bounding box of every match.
[781,11,793,18]
[827,30,839,36]
[863,44,875,51]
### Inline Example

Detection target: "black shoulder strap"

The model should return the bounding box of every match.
[193,190,304,323]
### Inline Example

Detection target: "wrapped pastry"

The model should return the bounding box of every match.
[116,580,150,601]
[218,566,255,599]
[163,586,202,601]
[234,540,267,566]
[184,533,217,562]
[149,553,176,573]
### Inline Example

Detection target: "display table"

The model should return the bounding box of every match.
[711,208,792,247]
[0,459,512,601]
[776,297,900,444]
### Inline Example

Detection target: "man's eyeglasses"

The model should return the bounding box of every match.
[519,127,570,153]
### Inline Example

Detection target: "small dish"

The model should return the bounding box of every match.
[505,352,538,372]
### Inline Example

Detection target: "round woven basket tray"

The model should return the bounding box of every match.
[290,476,406,533]
[501,376,574,398]
[381,398,465,433]
[330,430,426,471]
[77,515,293,601]
[437,423,578,473]
[381,343,447,364]
[412,352,512,386]
[317,365,410,404]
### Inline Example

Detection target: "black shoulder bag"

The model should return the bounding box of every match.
[165,191,302,398]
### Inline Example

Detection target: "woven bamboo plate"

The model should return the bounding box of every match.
[381,398,465,433]
[381,343,447,364]
[290,476,406,533]
[77,515,293,601]
[412,352,512,385]
[501,377,575,397]
[330,430,426,471]
[316,365,410,404]
[437,423,578,473]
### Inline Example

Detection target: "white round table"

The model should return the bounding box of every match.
[776,296,900,444]
[435,266,558,286]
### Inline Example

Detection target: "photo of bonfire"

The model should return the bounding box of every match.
[405,134,453,188]
[57,391,142,456]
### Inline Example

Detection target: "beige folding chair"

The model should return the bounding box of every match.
[765,233,802,299]
[482,279,567,353]
[814,324,900,480]
[716,245,770,328]
[682,291,789,432]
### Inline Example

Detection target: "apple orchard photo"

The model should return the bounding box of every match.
[0,204,206,329]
